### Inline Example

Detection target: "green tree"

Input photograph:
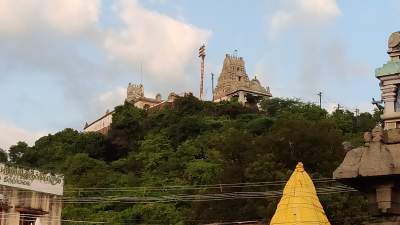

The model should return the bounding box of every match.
[108,103,145,158]
[356,112,377,132]
[0,149,8,163]
[8,141,29,164]
[330,109,355,133]
[5,97,374,224]
[265,117,344,175]
[63,153,115,187]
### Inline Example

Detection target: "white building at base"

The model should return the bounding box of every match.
[0,164,64,225]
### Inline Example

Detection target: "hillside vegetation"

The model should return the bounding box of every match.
[5,95,381,225]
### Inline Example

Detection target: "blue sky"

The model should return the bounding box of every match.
[0,0,399,149]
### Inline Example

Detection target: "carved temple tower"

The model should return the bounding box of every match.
[376,31,400,129]
[213,54,272,108]
[334,31,400,225]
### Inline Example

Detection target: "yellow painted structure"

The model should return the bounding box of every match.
[269,162,331,225]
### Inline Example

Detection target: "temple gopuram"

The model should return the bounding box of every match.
[213,54,272,108]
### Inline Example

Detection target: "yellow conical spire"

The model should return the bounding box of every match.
[269,162,331,225]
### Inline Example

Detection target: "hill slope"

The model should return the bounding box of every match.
[6,94,378,224]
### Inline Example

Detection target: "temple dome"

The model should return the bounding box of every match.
[270,162,331,225]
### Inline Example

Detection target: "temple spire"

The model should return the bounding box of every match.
[270,162,331,225]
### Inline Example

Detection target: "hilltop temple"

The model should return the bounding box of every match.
[126,83,164,109]
[213,54,272,107]
[84,53,272,134]
[84,84,178,134]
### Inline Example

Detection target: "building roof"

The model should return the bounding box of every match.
[375,60,400,77]
[225,87,272,98]
[136,96,163,104]
[270,162,331,225]
[84,110,114,130]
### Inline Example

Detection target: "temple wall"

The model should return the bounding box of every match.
[84,112,113,134]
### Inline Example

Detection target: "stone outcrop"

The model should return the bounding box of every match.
[334,127,400,178]
[384,129,400,143]
[333,146,364,178]
[334,127,400,221]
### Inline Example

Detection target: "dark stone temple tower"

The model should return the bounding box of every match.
[213,54,272,108]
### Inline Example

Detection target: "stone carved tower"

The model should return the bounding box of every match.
[126,83,144,103]
[214,54,249,101]
[334,31,400,225]
[213,54,271,106]
[376,31,400,129]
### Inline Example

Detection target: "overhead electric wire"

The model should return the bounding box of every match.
[1,187,357,205]
[63,177,338,193]
[0,212,372,225]
[0,178,343,195]
[0,179,358,207]
[17,185,356,204]
[0,178,337,194]
[0,179,357,205]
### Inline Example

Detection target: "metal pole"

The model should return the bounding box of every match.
[317,92,322,108]
[140,63,143,85]
[200,57,204,100]
[211,73,215,101]
[198,45,206,100]
[355,108,360,130]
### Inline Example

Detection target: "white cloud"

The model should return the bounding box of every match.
[0,0,100,34]
[263,0,370,110]
[146,0,168,4]
[254,57,277,92]
[268,0,341,39]
[324,101,373,114]
[325,102,339,113]
[96,87,126,112]
[103,0,211,83]
[298,39,370,92]
[0,120,46,150]
[0,0,211,130]
[43,0,100,34]
[323,41,369,79]
[357,101,374,113]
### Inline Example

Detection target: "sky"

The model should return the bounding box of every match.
[0,0,399,150]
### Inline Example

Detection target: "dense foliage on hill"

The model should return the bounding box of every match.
[6,94,381,225]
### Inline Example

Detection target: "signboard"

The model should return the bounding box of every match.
[0,163,64,195]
